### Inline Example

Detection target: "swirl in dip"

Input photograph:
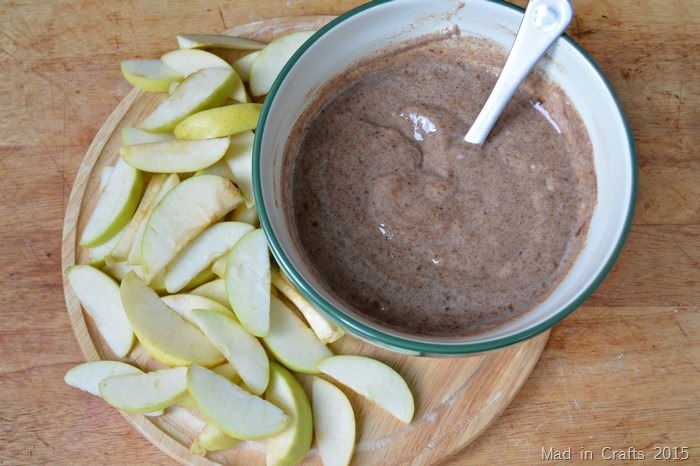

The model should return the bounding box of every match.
[283,33,596,337]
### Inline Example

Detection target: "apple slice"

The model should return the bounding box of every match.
[106,173,171,265]
[187,364,288,440]
[190,278,230,308]
[271,266,344,344]
[121,126,176,146]
[164,221,254,293]
[138,67,235,133]
[99,366,188,414]
[211,253,227,278]
[64,360,143,397]
[312,376,356,466]
[317,355,414,424]
[79,157,143,247]
[141,175,243,282]
[262,296,332,374]
[161,293,234,322]
[225,228,271,337]
[65,265,135,358]
[264,362,313,466]
[178,361,243,410]
[83,224,125,266]
[190,423,240,456]
[120,59,183,92]
[223,131,255,207]
[126,173,180,265]
[210,362,242,384]
[173,103,262,140]
[249,31,316,96]
[190,309,270,395]
[232,51,260,82]
[161,49,231,76]
[195,157,235,180]
[230,201,260,227]
[120,137,230,173]
[176,34,265,51]
[120,271,224,367]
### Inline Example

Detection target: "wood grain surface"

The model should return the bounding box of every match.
[1,1,699,465]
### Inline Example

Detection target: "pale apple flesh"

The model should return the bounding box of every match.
[262,296,332,374]
[138,67,236,133]
[187,364,289,440]
[140,174,243,282]
[312,376,356,466]
[164,221,254,293]
[264,362,313,466]
[120,137,230,174]
[79,157,143,248]
[317,355,415,424]
[66,265,135,358]
[190,308,270,395]
[64,360,143,397]
[225,228,271,337]
[99,366,188,414]
[120,59,183,92]
[120,271,224,367]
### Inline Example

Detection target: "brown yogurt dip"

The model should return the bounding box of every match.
[283,33,596,337]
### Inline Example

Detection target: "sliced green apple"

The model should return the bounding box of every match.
[187,364,288,440]
[190,278,230,308]
[106,173,171,265]
[232,51,259,82]
[83,223,125,266]
[262,296,332,374]
[79,157,143,247]
[99,366,188,414]
[160,293,233,322]
[138,67,235,133]
[195,157,235,180]
[120,271,224,367]
[312,376,356,466]
[230,201,260,226]
[225,228,271,337]
[160,48,231,77]
[120,59,183,92]
[164,221,254,293]
[121,126,176,146]
[120,137,230,173]
[173,103,262,140]
[65,265,135,358]
[190,309,270,395]
[210,362,242,384]
[264,362,313,466]
[141,174,243,282]
[223,131,255,207]
[126,173,180,265]
[317,355,414,424]
[271,266,344,344]
[64,360,143,397]
[176,34,265,51]
[249,31,316,97]
[190,423,241,456]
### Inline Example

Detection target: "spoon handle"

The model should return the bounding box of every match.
[464,0,574,145]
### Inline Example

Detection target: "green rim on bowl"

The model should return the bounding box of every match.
[253,0,638,355]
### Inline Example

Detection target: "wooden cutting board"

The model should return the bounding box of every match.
[61,16,550,466]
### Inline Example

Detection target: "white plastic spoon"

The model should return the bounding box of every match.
[464,0,574,145]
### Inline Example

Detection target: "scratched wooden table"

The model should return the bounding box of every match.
[1,1,698,465]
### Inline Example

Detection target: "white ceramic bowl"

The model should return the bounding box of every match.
[253,0,637,355]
